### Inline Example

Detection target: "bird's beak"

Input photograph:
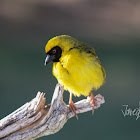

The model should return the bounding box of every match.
[44,54,55,65]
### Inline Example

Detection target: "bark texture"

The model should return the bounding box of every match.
[0,84,105,140]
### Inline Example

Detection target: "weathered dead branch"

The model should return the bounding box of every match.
[0,84,105,140]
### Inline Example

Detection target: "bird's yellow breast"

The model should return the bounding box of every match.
[53,49,105,97]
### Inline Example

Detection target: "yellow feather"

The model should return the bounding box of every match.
[45,35,106,97]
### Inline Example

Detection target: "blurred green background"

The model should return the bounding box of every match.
[0,0,140,139]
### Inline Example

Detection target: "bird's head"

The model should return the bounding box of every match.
[44,35,79,65]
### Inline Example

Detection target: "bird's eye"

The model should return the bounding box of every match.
[53,49,56,53]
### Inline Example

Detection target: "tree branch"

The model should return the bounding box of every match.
[0,84,105,140]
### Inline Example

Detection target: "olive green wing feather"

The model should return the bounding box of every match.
[79,43,106,79]
[69,42,106,79]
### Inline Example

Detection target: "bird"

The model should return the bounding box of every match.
[44,35,106,118]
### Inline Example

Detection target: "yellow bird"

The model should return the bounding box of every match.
[44,35,106,117]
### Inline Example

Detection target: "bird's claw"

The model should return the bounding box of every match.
[69,101,79,120]
[89,93,97,115]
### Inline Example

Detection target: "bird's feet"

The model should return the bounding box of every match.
[89,92,97,115]
[69,100,79,120]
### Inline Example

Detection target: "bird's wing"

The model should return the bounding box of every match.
[68,43,106,79]
[80,44,97,57]
[79,44,106,79]
[69,42,96,56]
